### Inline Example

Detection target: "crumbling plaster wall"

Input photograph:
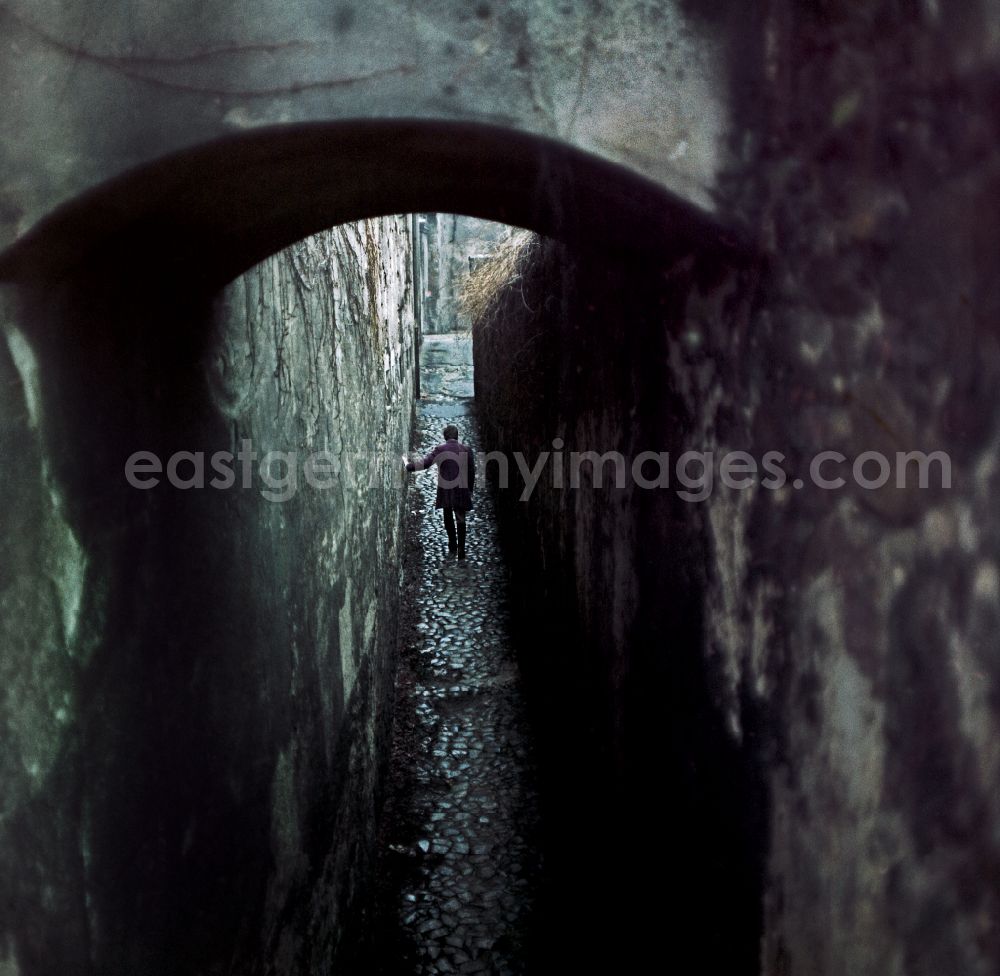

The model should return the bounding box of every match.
[705,3,1000,972]
[474,3,1000,972]
[0,0,727,249]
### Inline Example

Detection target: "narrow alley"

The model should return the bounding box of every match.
[371,334,544,974]
[5,2,997,960]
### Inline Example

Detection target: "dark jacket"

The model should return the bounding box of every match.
[406,438,475,510]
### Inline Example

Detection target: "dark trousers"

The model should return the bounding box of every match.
[442,507,467,555]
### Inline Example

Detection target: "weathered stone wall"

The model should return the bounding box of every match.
[473,237,763,972]
[474,4,1000,969]
[0,216,415,974]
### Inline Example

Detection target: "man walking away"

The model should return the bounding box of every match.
[404,424,475,559]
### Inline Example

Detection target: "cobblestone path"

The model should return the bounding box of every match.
[371,334,543,975]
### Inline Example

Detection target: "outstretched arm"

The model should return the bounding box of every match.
[406,445,440,473]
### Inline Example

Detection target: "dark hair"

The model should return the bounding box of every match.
[443,425,459,440]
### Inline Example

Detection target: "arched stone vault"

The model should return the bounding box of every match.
[0,0,730,251]
[0,119,751,289]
